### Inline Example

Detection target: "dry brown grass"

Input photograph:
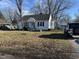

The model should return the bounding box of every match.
[0,31,73,59]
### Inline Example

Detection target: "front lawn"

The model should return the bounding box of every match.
[0,31,73,59]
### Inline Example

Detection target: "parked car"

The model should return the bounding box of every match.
[0,24,15,30]
[64,23,79,35]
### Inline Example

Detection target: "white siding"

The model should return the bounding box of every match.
[35,21,49,30]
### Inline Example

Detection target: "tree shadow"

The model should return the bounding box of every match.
[39,33,74,40]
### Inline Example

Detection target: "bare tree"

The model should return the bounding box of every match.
[31,0,71,15]
[47,0,71,29]
[30,0,42,14]
[47,0,71,18]
[0,11,4,19]
[59,14,70,23]
[5,8,17,23]
[15,0,24,29]
[74,15,79,23]
[74,10,79,23]
[7,9,13,22]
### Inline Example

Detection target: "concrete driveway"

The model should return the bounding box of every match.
[69,39,79,59]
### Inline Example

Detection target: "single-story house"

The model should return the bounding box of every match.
[58,23,68,30]
[23,14,56,31]
[57,20,68,30]
[0,19,7,24]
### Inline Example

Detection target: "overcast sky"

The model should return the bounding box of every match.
[0,0,79,20]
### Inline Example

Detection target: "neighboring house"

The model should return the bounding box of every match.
[0,19,8,25]
[0,19,6,23]
[23,14,56,31]
[58,19,68,30]
[58,23,68,30]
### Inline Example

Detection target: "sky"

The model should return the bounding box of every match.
[0,0,79,20]
[67,0,79,19]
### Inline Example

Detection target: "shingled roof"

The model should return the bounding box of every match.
[23,14,50,21]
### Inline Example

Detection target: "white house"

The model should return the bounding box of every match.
[23,14,56,31]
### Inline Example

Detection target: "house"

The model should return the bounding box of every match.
[58,22,68,30]
[57,19,68,30]
[23,14,56,31]
[0,19,9,26]
[0,19,7,24]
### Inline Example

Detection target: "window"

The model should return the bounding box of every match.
[38,22,44,27]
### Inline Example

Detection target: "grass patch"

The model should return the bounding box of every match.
[0,31,73,59]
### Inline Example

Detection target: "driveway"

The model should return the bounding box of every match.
[69,39,79,59]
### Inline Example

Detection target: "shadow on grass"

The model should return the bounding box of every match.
[39,33,74,40]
